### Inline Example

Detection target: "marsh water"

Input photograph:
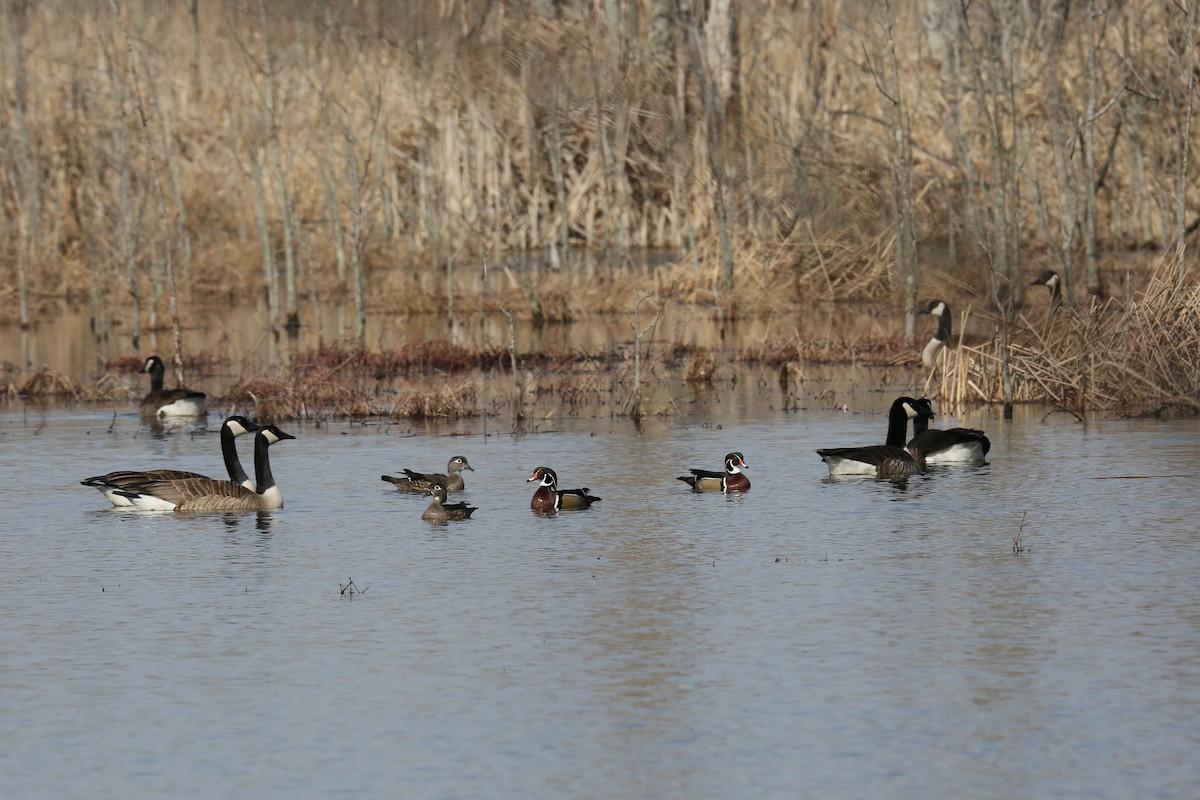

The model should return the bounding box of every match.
[2,394,1199,799]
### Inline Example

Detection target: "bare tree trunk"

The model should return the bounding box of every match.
[549,79,572,281]
[879,0,919,345]
[116,0,185,385]
[249,143,280,333]
[5,0,39,331]
[1081,0,1103,296]
[1173,0,1198,263]
[258,1,298,328]
[188,0,202,99]
[343,124,367,346]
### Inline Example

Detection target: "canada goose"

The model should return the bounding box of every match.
[112,425,295,512]
[918,300,953,367]
[381,455,474,493]
[139,355,207,417]
[907,398,991,464]
[1031,270,1063,309]
[81,415,260,508]
[528,467,601,512]
[816,396,933,477]
[421,485,477,521]
[678,452,750,492]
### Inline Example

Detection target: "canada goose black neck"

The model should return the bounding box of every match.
[884,397,921,447]
[221,416,259,488]
[142,356,166,392]
[253,425,295,495]
[919,300,951,367]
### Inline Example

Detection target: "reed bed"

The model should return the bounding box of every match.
[1,0,1194,337]
[928,253,1200,414]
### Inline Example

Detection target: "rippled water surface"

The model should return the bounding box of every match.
[2,402,1199,799]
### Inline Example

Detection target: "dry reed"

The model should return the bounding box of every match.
[927,252,1200,414]
[2,1,1193,331]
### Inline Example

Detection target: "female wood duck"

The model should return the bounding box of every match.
[906,398,991,464]
[527,467,601,512]
[678,452,750,492]
[816,396,932,477]
[382,455,474,492]
[139,355,207,417]
[918,300,952,367]
[421,484,477,521]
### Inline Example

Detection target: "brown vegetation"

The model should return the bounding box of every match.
[927,252,1200,414]
[1,2,1197,418]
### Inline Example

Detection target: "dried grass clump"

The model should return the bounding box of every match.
[18,367,81,398]
[931,252,1200,413]
[294,341,508,376]
[386,382,479,420]
[538,373,608,406]
[742,333,913,367]
[223,376,377,422]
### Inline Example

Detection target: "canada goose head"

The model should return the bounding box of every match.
[140,355,165,375]
[527,466,558,489]
[222,415,259,437]
[1031,270,1063,306]
[257,425,296,446]
[724,452,748,474]
[919,299,949,320]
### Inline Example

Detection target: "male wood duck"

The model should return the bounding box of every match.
[527,466,601,512]
[816,396,933,477]
[139,355,207,417]
[382,455,474,492]
[907,398,991,464]
[678,452,750,492]
[421,484,477,521]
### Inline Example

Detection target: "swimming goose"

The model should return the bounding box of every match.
[421,484,478,521]
[816,396,933,477]
[381,455,474,493]
[81,415,260,507]
[678,452,751,492]
[139,355,207,417]
[112,425,295,512]
[1031,270,1063,309]
[906,398,991,464]
[528,466,601,512]
[919,300,953,367]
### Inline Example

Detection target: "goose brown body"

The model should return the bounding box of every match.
[81,416,260,507]
[114,425,294,512]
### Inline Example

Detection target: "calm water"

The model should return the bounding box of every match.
[2,399,1199,799]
